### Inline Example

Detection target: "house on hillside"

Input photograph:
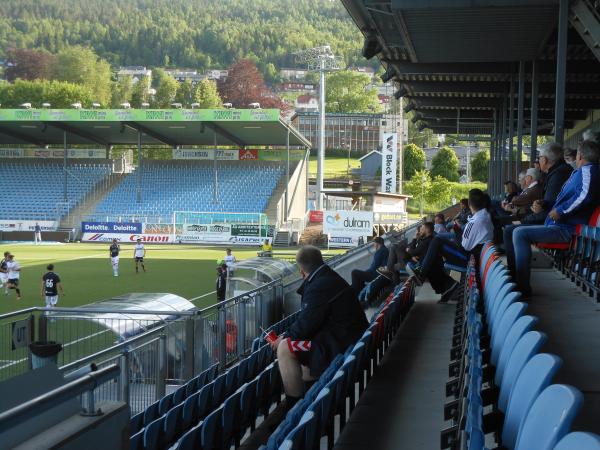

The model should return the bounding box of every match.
[358,150,383,180]
[295,94,319,112]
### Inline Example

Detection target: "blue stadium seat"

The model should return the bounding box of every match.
[515,385,583,450]
[143,415,165,450]
[280,411,317,450]
[130,429,144,450]
[240,378,259,433]
[490,302,528,365]
[495,316,539,383]
[196,383,213,421]
[164,402,183,447]
[222,388,243,448]
[130,411,144,436]
[143,400,160,426]
[553,432,600,450]
[201,406,223,450]
[174,421,202,450]
[212,373,227,407]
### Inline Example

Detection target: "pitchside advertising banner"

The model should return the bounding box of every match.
[82,222,143,234]
[323,211,374,239]
[381,132,398,193]
[0,220,58,232]
[0,148,105,159]
[172,149,262,161]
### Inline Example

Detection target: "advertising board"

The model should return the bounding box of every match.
[81,233,173,243]
[327,236,361,248]
[381,132,398,193]
[81,222,143,234]
[309,210,323,223]
[323,211,374,238]
[172,149,240,160]
[0,220,58,232]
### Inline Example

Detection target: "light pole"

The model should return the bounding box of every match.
[295,46,342,210]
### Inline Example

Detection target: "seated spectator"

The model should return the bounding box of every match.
[377,222,435,284]
[452,198,471,228]
[503,142,573,269]
[511,140,600,297]
[564,147,578,169]
[493,180,521,216]
[350,236,388,294]
[500,168,543,220]
[434,214,446,234]
[271,246,368,406]
[407,189,494,302]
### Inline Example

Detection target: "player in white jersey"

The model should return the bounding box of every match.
[134,238,146,273]
[223,248,236,275]
[6,254,21,300]
[0,251,9,294]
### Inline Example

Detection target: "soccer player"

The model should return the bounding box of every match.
[6,254,21,300]
[134,238,146,273]
[41,264,64,310]
[34,223,42,245]
[224,248,236,275]
[109,239,120,277]
[0,251,9,294]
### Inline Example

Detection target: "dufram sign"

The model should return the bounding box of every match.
[381,132,398,193]
[323,211,374,238]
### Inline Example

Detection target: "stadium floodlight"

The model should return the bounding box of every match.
[294,45,343,210]
[249,102,261,109]
[171,102,183,109]
[191,103,200,109]
[141,102,150,108]
[120,102,131,109]
[223,103,233,109]
[20,103,32,109]
[42,102,51,108]
[92,102,101,108]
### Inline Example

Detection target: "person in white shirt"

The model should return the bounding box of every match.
[0,251,9,294]
[6,254,22,300]
[133,238,146,273]
[407,189,494,302]
[223,248,236,275]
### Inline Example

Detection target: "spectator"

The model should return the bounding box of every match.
[564,147,578,169]
[377,222,435,284]
[271,246,368,407]
[407,189,494,302]
[216,266,227,302]
[582,129,600,143]
[453,199,471,228]
[493,180,520,216]
[502,168,543,219]
[350,236,388,294]
[511,140,600,297]
[433,214,446,234]
[503,142,573,268]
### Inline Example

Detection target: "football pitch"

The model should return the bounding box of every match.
[0,243,339,315]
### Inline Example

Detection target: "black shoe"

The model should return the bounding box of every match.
[406,265,425,286]
[439,281,459,303]
[376,267,394,281]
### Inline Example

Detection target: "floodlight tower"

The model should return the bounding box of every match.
[295,45,342,210]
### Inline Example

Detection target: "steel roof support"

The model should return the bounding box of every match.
[517,61,526,175]
[555,0,569,144]
[500,95,507,187]
[63,131,68,203]
[530,60,540,165]
[508,71,515,182]
[136,130,142,204]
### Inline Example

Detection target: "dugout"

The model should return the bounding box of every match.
[226,257,297,299]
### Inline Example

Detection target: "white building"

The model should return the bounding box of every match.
[117,66,152,83]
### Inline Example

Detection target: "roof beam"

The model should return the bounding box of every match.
[413,109,588,121]
[0,125,46,146]
[202,122,245,147]
[401,80,600,96]
[408,96,599,110]
[43,121,108,146]
[122,121,177,147]
[391,0,559,9]
[418,118,574,129]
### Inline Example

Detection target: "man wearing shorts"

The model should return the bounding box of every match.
[41,264,63,310]
[0,251,9,295]
[110,239,120,277]
[134,238,146,273]
[6,254,21,300]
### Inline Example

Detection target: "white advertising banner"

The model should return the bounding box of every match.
[323,211,374,238]
[0,220,58,232]
[0,148,24,158]
[176,223,232,243]
[81,232,174,243]
[381,132,398,193]
[0,148,105,159]
[327,236,361,248]
[172,149,239,160]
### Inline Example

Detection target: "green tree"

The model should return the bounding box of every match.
[404,170,432,214]
[430,146,460,182]
[325,70,381,113]
[403,143,426,180]
[471,150,490,183]
[153,73,179,107]
[426,175,453,207]
[193,79,222,108]
[175,79,194,106]
[405,110,435,148]
[0,79,93,108]
[131,75,151,108]
[110,75,133,107]
[51,46,112,106]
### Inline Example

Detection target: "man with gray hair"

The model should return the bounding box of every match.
[502,167,543,218]
[269,245,368,407]
[512,140,600,297]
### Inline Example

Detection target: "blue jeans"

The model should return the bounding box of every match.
[513,225,572,294]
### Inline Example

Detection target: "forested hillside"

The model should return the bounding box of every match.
[0,0,369,75]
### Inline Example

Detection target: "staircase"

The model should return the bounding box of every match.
[571,0,600,61]
[273,231,290,247]
[59,173,126,231]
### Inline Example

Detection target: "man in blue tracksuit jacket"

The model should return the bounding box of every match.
[513,139,600,296]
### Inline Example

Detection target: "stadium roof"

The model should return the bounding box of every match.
[340,0,600,136]
[0,108,311,148]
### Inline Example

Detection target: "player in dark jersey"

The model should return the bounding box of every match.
[0,251,9,295]
[109,239,121,277]
[41,264,64,310]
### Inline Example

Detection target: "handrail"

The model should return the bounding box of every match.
[0,364,121,433]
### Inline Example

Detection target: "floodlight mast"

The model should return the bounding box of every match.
[295,45,342,210]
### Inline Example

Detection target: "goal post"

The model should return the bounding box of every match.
[172,211,271,245]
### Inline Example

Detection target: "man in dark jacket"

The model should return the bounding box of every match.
[215,266,227,302]
[350,236,389,294]
[504,142,573,270]
[272,245,368,405]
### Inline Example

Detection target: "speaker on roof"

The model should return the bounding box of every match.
[380,66,397,83]
[362,34,383,60]
[394,87,408,99]
[404,102,415,113]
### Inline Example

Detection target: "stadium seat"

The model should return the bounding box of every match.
[174,422,202,450]
[143,416,165,450]
[495,316,539,380]
[201,406,223,450]
[164,402,184,446]
[130,429,144,450]
[553,432,600,450]
[279,411,317,450]
[514,385,583,450]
